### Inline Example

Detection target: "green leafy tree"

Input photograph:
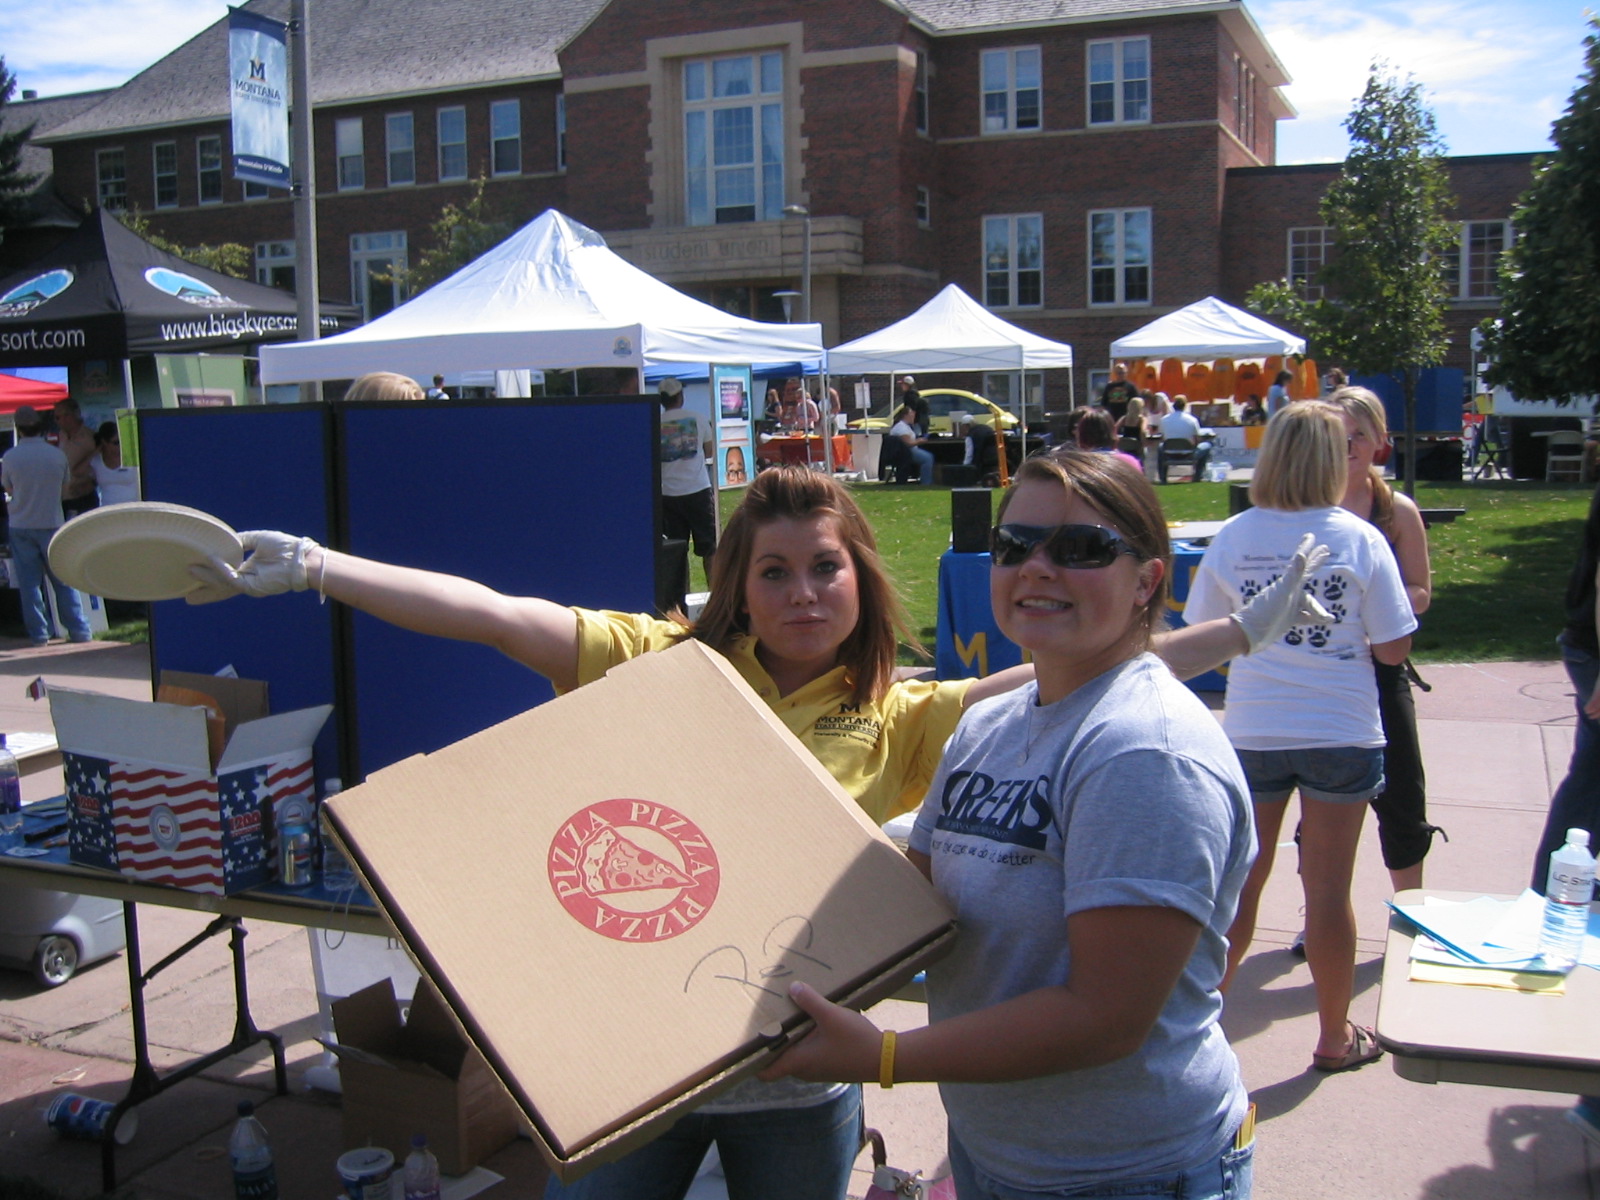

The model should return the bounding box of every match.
[1248,64,1457,495]
[1480,18,1600,409]
[392,176,516,294]
[116,209,252,279]
[0,57,40,240]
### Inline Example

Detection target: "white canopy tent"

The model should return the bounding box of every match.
[1109,296,1305,361]
[826,283,1075,376]
[259,209,823,384]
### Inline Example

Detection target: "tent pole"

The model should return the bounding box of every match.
[822,368,835,476]
[121,359,136,410]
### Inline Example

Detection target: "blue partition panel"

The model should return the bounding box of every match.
[337,397,660,777]
[139,404,341,781]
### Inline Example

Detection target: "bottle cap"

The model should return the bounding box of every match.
[1568,828,1591,847]
[237,1100,254,1116]
[411,1132,427,1147]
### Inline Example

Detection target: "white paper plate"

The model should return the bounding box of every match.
[47,502,244,601]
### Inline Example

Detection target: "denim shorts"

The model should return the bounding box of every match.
[948,1130,1253,1199]
[1235,745,1386,805]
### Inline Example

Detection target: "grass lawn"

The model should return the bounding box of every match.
[713,477,1594,666]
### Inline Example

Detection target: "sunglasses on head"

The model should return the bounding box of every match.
[990,523,1142,569]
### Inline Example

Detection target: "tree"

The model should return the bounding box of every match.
[1480,18,1600,409]
[1248,64,1457,495]
[0,57,40,241]
[116,209,252,279]
[391,176,515,294]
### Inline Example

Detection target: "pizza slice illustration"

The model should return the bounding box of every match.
[579,827,695,895]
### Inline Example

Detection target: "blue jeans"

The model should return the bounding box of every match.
[1532,638,1600,893]
[949,1130,1252,1200]
[544,1086,862,1200]
[9,526,91,644]
[1234,745,1385,805]
[910,445,935,485]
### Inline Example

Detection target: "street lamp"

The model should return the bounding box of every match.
[773,289,801,323]
[782,204,811,325]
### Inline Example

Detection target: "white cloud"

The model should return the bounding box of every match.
[0,1,232,98]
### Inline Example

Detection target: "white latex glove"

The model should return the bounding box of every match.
[1231,533,1334,653]
[186,530,319,605]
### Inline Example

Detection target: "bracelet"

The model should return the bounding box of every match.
[878,1029,896,1089]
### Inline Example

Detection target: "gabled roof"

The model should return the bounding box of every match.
[11,89,115,177]
[41,0,608,143]
[900,0,1230,31]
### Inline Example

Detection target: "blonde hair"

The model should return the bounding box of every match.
[1249,401,1346,510]
[1325,385,1395,535]
[343,372,426,401]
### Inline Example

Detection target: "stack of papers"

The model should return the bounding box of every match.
[1391,891,1600,993]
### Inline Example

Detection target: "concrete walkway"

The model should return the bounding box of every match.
[0,641,1594,1198]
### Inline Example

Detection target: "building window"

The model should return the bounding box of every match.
[255,240,295,291]
[684,52,784,226]
[386,113,415,186]
[1089,208,1151,305]
[153,142,178,208]
[914,51,929,134]
[97,149,127,210]
[490,99,521,175]
[1087,37,1150,126]
[198,136,223,204]
[556,94,567,170]
[981,47,1041,134]
[437,107,467,180]
[1234,55,1256,146]
[351,231,407,321]
[983,371,1044,427]
[1444,220,1513,299]
[915,186,931,228]
[983,214,1043,309]
[243,180,270,201]
[1288,226,1330,299]
[336,118,364,190]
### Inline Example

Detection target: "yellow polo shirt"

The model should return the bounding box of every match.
[570,608,971,824]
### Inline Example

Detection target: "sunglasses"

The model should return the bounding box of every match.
[990,523,1142,569]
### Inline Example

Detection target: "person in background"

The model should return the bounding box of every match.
[889,403,936,486]
[898,375,929,435]
[91,421,140,506]
[55,397,98,519]
[1078,409,1143,474]
[1321,367,1347,396]
[1185,402,1416,1075]
[1157,397,1213,484]
[344,372,425,401]
[1240,395,1267,426]
[425,374,450,400]
[1144,390,1172,421]
[763,385,783,425]
[1266,371,1295,416]
[657,377,717,597]
[1115,395,1154,478]
[761,451,1257,1199]
[1098,363,1140,423]
[1,405,93,647]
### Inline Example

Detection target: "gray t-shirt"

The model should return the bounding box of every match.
[909,654,1254,1189]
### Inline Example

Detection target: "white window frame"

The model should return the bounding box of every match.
[981,47,1041,134]
[255,239,295,290]
[96,148,127,210]
[1234,55,1256,145]
[197,136,223,204]
[350,231,407,322]
[983,371,1045,428]
[1088,208,1152,306]
[490,99,521,176]
[386,112,415,186]
[437,106,467,180]
[336,118,365,190]
[683,51,785,226]
[914,51,930,135]
[1446,220,1514,299]
[1288,226,1330,299]
[1087,37,1150,126]
[153,142,178,208]
[556,94,567,171]
[983,213,1043,310]
[915,185,931,228]
[243,179,271,201]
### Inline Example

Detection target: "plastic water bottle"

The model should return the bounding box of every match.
[1539,827,1596,972]
[0,735,21,850]
[403,1132,442,1200]
[229,1100,278,1200]
[320,779,358,892]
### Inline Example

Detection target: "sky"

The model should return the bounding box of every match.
[0,0,1591,164]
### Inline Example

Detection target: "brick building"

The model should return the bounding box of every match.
[16,0,1535,408]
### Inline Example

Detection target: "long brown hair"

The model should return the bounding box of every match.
[692,467,915,704]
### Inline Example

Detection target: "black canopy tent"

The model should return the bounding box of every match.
[0,208,360,370]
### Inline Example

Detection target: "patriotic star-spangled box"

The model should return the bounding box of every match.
[49,686,332,896]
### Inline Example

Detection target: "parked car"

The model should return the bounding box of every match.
[848,388,1020,434]
[0,881,126,987]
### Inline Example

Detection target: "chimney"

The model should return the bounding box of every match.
[21,90,36,100]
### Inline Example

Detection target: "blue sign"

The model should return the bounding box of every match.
[229,9,290,189]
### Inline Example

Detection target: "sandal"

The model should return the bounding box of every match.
[1311,1023,1383,1073]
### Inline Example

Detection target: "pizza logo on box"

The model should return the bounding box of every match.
[548,799,719,943]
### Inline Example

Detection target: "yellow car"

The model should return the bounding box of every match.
[848,388,1021,434]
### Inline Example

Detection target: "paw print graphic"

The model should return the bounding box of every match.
[1285,627,1304,646]
[1326,602,1348,625]
[1307,624,1332,648]
[1321,575,1346,602]
[1240,578,1264,603]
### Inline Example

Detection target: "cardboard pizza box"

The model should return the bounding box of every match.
[325,639,956,1181]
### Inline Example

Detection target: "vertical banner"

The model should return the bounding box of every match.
[229,9,291,189]
[713,365,753,489]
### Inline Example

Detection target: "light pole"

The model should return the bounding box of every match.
[782,204,811,325]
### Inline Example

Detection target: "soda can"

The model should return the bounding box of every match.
[336,1146,394,1200]
[46,1092,138,1144]
[280,823,314,889]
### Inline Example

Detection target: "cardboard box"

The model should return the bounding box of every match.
[326,640,956,1181]
[328,977,522,1174]
[50,685,331,895]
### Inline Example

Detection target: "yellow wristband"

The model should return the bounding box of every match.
[879,1029,896,1089]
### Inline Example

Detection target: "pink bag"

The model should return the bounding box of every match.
[862,1128,957,1200]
